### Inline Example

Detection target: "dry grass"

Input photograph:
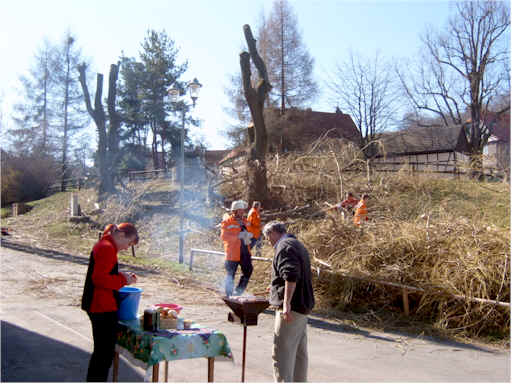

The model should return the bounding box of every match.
[223,141,510,342]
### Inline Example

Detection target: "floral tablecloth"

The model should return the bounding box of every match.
[116,318,233,367]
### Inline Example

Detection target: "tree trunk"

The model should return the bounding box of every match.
[241,24,272,206]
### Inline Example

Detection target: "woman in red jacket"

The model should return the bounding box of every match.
[81,223,139,382]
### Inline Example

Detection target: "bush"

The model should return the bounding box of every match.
[1,150,58,206]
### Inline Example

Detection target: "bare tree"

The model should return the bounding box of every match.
[11,40,58,154]
[396,1,510,170]
[326,51,398,157]
[240,24,272,205]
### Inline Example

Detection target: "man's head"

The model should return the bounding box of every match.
[346,192,354,198]
[262,221,287,246]
[252,201,261,209]
[231,200,248,219]
[362,193,369,200]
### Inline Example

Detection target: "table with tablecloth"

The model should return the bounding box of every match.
[113,318,233,382]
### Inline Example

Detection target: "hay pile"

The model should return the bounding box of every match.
[238,144,510,340]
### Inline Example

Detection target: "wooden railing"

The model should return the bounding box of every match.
[47,178,88,194]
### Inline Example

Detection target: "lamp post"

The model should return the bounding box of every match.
[168,78,202,264]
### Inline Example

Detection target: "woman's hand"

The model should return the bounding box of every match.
[121,271,137,285]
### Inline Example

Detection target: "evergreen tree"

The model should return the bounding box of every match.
[257,0,318,114]
[138,29,187,169]
[52,32,90,190]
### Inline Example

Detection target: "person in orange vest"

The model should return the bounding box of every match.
[353,194,369,226]
[220,200,253,296]
[247,201,262,250]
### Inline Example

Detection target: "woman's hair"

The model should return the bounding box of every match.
[102,222,139,245]
[262,221,287,238]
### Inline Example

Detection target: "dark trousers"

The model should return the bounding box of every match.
[225,258,253,296]
[87,311,119,382]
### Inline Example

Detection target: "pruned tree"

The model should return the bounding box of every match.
[240,24,272,205]
[396,1,510,171]
[224,0,317,144]
[326,51,398,158]
[78,62,120,199]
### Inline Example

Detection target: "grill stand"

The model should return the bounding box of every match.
[242,325,247,382]
[223,297,269,383]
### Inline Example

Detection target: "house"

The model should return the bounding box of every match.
[266,107,360,152]
[480,113,510,171]
[373,125,470,174]
[217,107,360,175]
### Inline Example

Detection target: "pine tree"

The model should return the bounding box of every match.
[137,29,187,169]
[52,32,90,190]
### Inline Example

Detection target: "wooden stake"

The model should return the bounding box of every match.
[402,287,410,316]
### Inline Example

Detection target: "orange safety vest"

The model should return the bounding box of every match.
[246,207,261,239]
[353,200,368,226]
[220,214,251,262]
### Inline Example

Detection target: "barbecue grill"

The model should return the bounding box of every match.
[222,296,269,382]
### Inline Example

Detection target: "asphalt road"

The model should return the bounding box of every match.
[1,241,510,382]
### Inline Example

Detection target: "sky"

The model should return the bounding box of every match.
[0,0,457,150]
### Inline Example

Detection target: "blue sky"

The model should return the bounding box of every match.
[0,0,456,150]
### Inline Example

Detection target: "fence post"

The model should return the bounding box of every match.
[189,250,194,271]
[402,287,410,316]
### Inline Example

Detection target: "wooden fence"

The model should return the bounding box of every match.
[47,178,88,194]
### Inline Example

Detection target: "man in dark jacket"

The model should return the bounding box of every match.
[262,221,315,382]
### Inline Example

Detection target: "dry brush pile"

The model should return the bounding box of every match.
[228,140,510,340]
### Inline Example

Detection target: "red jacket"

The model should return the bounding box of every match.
[89,235,127,313]
[340,196,359,210]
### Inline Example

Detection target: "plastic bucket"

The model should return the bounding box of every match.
[117,287,143,320]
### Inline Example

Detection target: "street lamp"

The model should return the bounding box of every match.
[168,78,202,264]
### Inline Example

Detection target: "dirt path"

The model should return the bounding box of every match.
[1,240,510,382]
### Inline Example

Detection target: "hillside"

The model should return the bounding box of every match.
[2,149,510,345]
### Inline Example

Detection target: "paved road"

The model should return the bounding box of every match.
[1,242,510,382]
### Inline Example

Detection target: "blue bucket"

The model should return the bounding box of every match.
[118,287,143,320]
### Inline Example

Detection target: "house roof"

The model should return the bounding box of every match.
[376,125,469,157]
[218,147,247,165]
[217,108,360,164]
[283,109,360,144]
